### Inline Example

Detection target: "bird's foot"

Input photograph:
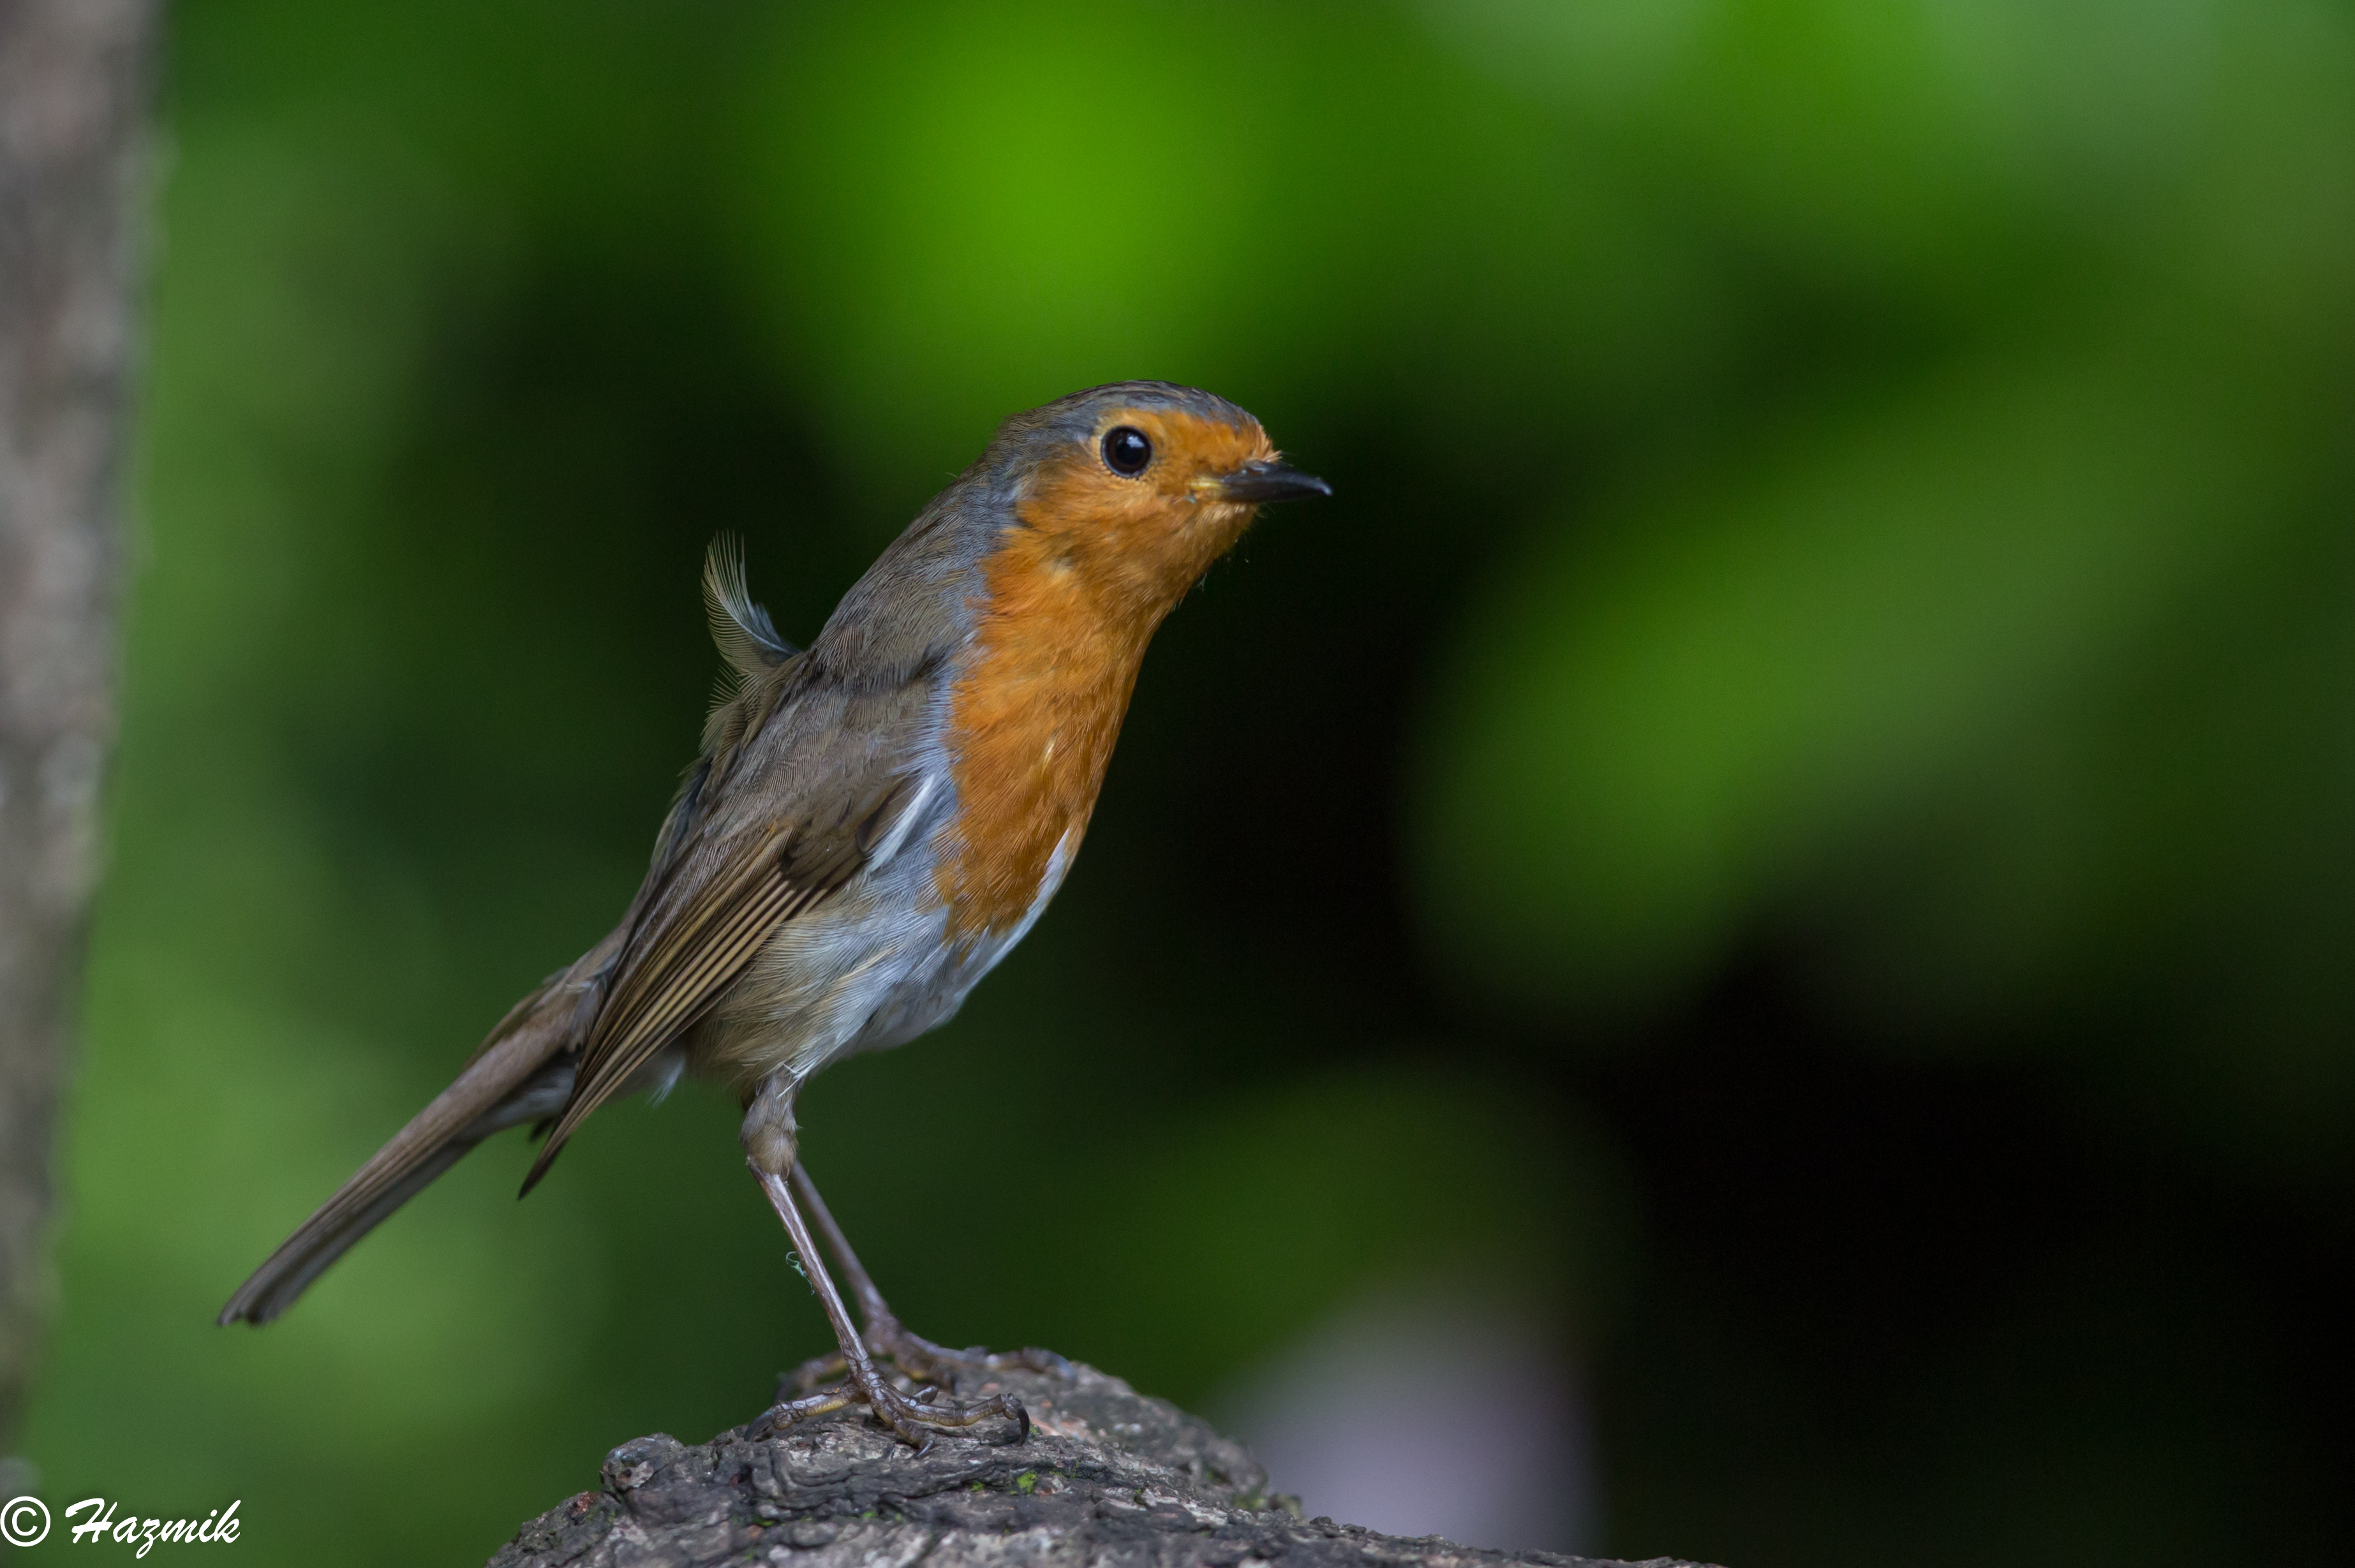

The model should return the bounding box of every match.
[751,1350,1029,1451]
[785,1317,1070,1396]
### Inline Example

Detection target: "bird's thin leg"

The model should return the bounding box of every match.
[782,1160,1071,1396]
[747,1161,1027,1449]
[791,1160,895,1327]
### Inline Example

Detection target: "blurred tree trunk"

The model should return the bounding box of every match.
[0,0,154,1448]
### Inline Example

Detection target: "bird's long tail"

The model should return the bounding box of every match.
[216,933,618,1326]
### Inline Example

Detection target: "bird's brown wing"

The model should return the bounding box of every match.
[517,766,923,1193]
[221,539,940,1323]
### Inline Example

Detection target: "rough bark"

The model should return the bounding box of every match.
[0,0,154,1447]
[490,1361,1698,1568]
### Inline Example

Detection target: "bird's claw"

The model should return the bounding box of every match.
[784,1319,1069,1398]
[747,1386,852,1441]
[753,1356,1027,1449]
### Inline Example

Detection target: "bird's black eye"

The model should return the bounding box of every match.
[1101,425,1152,477]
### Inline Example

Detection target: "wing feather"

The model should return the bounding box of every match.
[703,533,796,679]
[517,773,925,1194]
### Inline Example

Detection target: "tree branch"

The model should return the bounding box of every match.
[490,1361,1698,1568]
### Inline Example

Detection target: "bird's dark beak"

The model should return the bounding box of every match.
[1212,459,1332,504]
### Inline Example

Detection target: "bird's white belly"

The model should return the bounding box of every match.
[693,824,1075,1092]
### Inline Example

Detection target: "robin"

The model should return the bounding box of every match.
[218,381,1330,1445]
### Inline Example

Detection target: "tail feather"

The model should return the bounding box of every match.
[218,1123,489,1326]
[217,938,613,1326]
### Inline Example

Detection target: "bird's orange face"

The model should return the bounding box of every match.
[937,394,1325,941]
[1013,405,1288,622]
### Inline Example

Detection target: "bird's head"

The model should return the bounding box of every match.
[983,381,1328,621]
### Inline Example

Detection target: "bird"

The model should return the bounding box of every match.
[217,380,1330,1446]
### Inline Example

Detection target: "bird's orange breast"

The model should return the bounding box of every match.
[933,514,1159,943]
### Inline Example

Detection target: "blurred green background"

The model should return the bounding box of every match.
[15,0,2355,1561]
